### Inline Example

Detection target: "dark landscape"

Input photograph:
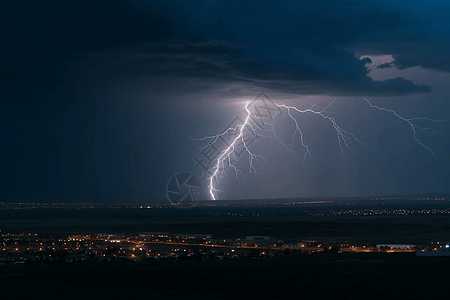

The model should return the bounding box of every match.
[2,253,449,300]
[1,199,450,299]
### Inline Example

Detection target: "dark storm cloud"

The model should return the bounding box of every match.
[0,0,172,55]
[356,39,450,73]
[376,62,394,69]
[351,1,450,72]
[2,0,443,100]
[71,39,428,97]
[250,76,430,96]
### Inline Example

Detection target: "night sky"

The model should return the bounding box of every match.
[2,0,450,203]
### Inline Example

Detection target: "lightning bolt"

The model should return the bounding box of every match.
[364,98,443,157]
[275,101,366,156]
[196,103,263,200]
[193,96,443,200]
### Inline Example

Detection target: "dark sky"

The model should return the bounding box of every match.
[2,0,450,203]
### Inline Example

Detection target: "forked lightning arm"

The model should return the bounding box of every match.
[193,98,443,200]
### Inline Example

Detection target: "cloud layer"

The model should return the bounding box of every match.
[3,0,449,99]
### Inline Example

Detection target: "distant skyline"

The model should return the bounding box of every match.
[2,1,450,203]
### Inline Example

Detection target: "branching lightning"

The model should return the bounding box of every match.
[193,95,444,200]
[363,98,442,157]
[195,103,262,200]
[275,101,367,157]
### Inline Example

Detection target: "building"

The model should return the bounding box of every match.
[243,236,278,245]
[376,244,416,250]
[139,232,170,238]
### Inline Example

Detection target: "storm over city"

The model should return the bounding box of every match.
[2,1,450,299]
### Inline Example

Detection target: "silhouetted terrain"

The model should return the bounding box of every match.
[1,253,449,299]
[1,200,450,299]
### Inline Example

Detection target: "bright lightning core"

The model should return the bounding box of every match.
[202,103,265,200]
[193,96,443,200]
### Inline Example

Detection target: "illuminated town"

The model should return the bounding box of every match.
[1,230,449,265]
[2,199,450,265]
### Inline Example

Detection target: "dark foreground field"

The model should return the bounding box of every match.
[1,204,450,299]
[1,253,449,300]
